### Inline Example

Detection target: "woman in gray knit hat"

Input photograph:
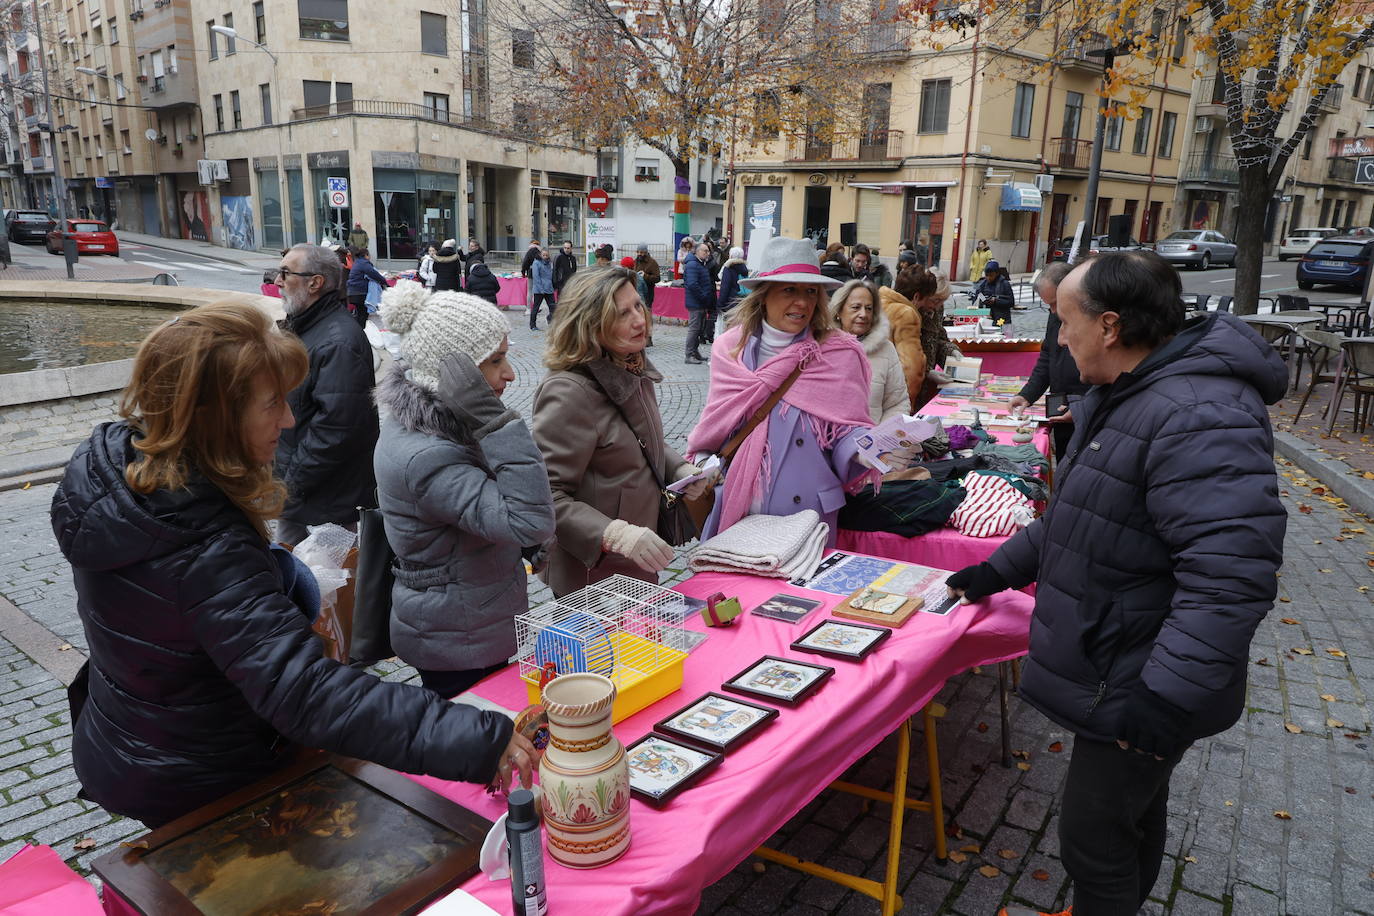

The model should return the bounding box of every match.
[374,283,555,697]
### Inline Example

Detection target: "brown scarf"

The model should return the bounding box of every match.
[614,351,646,376]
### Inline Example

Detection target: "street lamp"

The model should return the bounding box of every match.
[74,66,130,97]
[1081,37,1137,242]
[209,25,278,64]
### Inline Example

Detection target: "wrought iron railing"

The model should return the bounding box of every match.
[1181,151,1238,184]
[1048,136,1092,169]
[784,129,904,163]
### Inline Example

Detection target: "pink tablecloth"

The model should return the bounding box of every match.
[2,845,105,915]
[974,350,1040,377]
[400,562,1033,916]
[496,276,528,308]
[650,285,687,320]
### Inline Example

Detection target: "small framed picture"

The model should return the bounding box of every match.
[750,593,823,625]
[832,586,922,627]
[791,619,891,661]
[654,692,779,753]
[625,735,724,806]
[722,655,834,707]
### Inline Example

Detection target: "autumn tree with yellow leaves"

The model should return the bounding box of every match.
[905,0,1373,313]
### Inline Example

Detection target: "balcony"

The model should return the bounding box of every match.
[1327,157,1358,182]
[1048,136,1092,170]
[1181,151,1238,185]
[1060,32,1109,73]
[289,98,502,132]
[863,22,910,57]
[138,71,197,110]
[1317,84,1344,112]
[783,129,905,166]
[1195,76,1257,118]
[594,175,619,193]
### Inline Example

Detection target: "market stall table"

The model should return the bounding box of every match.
[496,276,528,309]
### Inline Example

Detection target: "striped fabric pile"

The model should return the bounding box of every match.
[947,471,1036,538]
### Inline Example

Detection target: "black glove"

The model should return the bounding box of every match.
[1117,681,1191,758]
[944,561,1009,602]
[437,353,517,440]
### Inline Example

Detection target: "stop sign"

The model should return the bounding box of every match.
[588,188,610,214]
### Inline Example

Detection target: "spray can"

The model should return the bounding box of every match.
[506,788,548,916]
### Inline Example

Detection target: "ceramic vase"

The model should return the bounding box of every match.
[537,673,631,868]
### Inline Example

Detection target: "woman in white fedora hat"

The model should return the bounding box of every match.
[686,236,902,543]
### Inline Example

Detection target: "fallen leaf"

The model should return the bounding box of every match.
[1318,569,1333,574]
[1255,658,1270,666]
[1278,597,1293,603]
[1280,617,1299,625]
[998,848,1020,860]
[1348,733,1362,739]
[948,850,968,864]
[1184,855,1198,863]
[1321,694,1336,702]
[1327,718,1345,728]
[1293,647,1313,655]
[1032,868,1050,881]
[74,837,96,850]
[978,865,1001,878]
[959,843,981,854]
[1311,486,1326,495]
[1017,761,1032,771]
[1326,648,1347,658]
[22,482,31,490]
[1358,586,1370,594]
[58,643,73,651]
[1284,723,1303,734]
[1047,741,1063,753]
[1298,504,1313,514]
[1011,749,1030,759]
[1346,787,1357,794]
[1224,800,1234,806]
[119,840,149,850]
[976,721,989,733]
[1274,810,1292,820]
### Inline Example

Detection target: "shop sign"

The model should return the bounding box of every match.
[372,151,420,170]
[252,156,278,172]
[308,150,350,169]
[1330,136,1374,158]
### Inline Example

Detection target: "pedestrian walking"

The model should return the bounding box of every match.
[432,239,464,291]
[531,267,711,597]
[464,238,485,281]
[553,240,578,295]
[418,244,438,289]
[947,252,1287,916]
[968,238,993,280]
[50,301,533,828]
[345,247,389,328]
[530,247,556,329]
[520,237,541,312]
[348,221,369,250]
[715,245,748,338]
[375,285,555,699]
[1007,261,1086,461]
[271,243,380,546]
[683,241,715,363]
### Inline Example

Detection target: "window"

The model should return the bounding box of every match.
[1062,91,1083,138]
[636,13,661,37]
[299,0,348,41]
[1011,83,1034,138]
[1302,131,1313,160]
[930,0,963,23]
[1148,8,1165,57]
[207,20,219,59]
[918,78,951,133]
[1024,0,1042,21]
[511,28,534,68]
[634,160,660,182]
[151,49,165,91]
[1171,18,1186,60]
[1105,115,1124,151]
[861,82,892,141]
[421,11,446,55]
[753,90,780,140]
[1157,111,1176,157]
[260,83,273,124]
[1132,107,1153,154]
[108,17,117,43]
[254,1,266,43]
[423,91,449,121]
[302,79,351,113]
[213,93,224,131]
[114,72,125,99]
[1354,66,1367,101]
[223,14,236,53]
[231,90,241,128]
[167,45,177,73]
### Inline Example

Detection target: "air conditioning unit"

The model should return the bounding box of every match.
[1193,116,1212,133]
[913,194,938,212]
[1034,173,1055,194]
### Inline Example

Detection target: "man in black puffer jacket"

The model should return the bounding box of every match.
[273,243,379,545]
[950,252,1287,916]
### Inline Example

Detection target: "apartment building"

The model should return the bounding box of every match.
[591,141,726,254]
[185,0,592,254]
[1,0,58,212]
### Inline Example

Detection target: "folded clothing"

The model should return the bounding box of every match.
[839,479,967,537]
[948,470,1035,538]
[689,510,829,580]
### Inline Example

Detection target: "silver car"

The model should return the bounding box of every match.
[1153,230,1237,270]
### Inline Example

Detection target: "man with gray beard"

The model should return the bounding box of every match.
[272,243,379,545]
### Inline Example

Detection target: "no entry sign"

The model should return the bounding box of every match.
[588,188,610,215]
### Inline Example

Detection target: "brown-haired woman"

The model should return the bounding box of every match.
[533,267,710,597]
[51,301,533,828]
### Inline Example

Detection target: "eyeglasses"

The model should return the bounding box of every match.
[274,267,320,280]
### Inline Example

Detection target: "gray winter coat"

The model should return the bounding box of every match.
[987,312,1287,745]
[374,366,555,672]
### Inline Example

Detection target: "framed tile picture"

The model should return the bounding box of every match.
[791,619,891,661]
[721,655,834,707]
[653,692,779,753]
[625,734,724,806]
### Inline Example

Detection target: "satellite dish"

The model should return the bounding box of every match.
[145,128,158,141]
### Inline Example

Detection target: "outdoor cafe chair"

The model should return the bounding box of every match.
[1325,337,1374,436]
[1292,329,1344,422]
[1214,295,1233,313]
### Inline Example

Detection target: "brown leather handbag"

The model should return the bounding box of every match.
[682,364,805,531]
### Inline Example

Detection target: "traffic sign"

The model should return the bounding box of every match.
[330,190,348,207]
[588,187,610,215]
[1356,157,1374,185]
[327,177,349,192]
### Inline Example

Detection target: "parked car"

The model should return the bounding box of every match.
[1048,235,1149,262]
[1278,226,1339,260]
[1153,229,1237,269]
[1296,236,1374,292]
[1337,226,1374,238]
[6,209,56,244]
[46,219,119,256]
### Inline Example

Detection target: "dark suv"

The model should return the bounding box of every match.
[6,209,56,244]
[1296,236,1374,292]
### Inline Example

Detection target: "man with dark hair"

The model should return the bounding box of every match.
[949,251,1288,916]
[273,243,379,546]
[683,242,715,364]
[1008,260,1086,460]
[553,240,578,294]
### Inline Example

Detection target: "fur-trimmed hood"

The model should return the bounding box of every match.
[375,362,472,444]
[721,257,746,270]
[433,250,461,263]
[858,308,894,357]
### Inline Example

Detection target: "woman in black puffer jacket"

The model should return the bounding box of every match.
[50,302,534,828]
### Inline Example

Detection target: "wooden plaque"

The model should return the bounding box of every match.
[831,586,923,627]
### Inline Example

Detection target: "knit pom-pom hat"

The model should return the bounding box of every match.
[380,282,509,391]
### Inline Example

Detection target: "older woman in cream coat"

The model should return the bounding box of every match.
[831,279,907,423]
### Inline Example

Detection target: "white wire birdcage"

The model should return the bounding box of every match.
[514,575,692,722]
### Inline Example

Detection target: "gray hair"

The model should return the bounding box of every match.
[829,279,881,328]
[1034,260,1072,294]
[289,243,342,293]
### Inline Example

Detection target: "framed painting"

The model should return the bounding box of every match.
[653,692,779,753]
[625,734,724,806]
[721,655,834,707]
[93,752,491,916]
[832,586,922,627]
[791,619,892,661]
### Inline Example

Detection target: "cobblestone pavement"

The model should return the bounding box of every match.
[1271,366,1374,479]
[2,303,1372,915]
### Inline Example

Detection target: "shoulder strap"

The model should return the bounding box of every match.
[718,363,805,463]
[577,367,668,489]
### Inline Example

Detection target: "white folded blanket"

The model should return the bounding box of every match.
[689,511,829,580]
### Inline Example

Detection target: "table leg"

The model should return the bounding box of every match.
[998,662,1012,768]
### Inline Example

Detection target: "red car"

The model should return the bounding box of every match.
[46,219,119,256]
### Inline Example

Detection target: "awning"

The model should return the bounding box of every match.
[1000,182,1042,212]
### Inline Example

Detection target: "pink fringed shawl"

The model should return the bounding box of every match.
[686,326,879,533]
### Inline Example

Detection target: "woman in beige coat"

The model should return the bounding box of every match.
[533,267,710,597]
[831,279,907,423]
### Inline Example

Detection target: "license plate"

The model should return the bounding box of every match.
[1319,260,1344,267]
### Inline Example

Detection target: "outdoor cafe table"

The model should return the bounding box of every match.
[405,563,1035,915]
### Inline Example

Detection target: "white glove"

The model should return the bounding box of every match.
[673,463,718,501]
[601,519,674,573]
